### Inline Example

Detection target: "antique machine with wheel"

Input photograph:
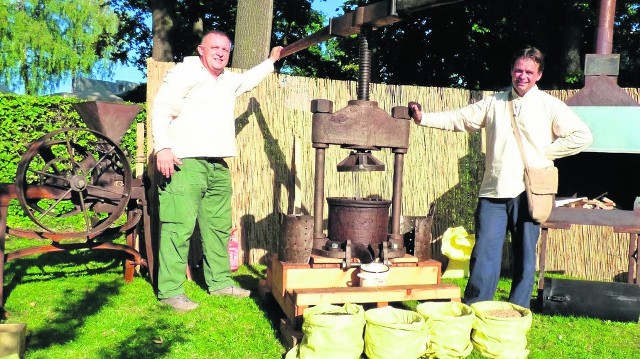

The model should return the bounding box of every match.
[0,101,153,309]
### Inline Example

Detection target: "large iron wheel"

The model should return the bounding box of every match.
[15,128,132,238]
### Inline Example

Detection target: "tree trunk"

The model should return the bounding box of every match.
[151,0,176,62]
[560,3,585,86]
[232,0,274,69]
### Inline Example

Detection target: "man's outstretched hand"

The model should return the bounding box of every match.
[408,101,422,124]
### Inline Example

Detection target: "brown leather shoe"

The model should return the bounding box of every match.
[159,294,199,311]
[209,285,251,298]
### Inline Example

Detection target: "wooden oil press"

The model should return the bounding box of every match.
[0,101,153,312]
[260,1,463,341]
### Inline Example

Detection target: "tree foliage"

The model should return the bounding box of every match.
[107,0,639,89]
[272,1,357,79]
[0,0,120,95]
[110,0,152,66]
[11,0,633,93]
[108,0,350,79]
[334,0,640,89]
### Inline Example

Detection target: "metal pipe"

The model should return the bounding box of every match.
[595,0,616,54]
[389,152,405,239]
[312,146,327,246]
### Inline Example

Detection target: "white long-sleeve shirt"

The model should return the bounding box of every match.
[418,86,593,198]
[151,56,275,158]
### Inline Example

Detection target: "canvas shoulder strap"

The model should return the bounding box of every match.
[508,92,530,170]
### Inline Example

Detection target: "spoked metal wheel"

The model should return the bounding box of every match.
[15,128,132,238]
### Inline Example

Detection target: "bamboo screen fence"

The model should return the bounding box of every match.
[146,58,639,283]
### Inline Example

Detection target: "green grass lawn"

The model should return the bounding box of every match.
[1,237,638,358]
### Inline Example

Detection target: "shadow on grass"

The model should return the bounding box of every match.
[186,259,264,296]
[240,264,287,330]
[4,251,188,358]
[187,261,287,336]
[3,250,130,303]
[96,315,183,359]
[26,280,124,350]
[2,250,134,350]
[3,249,139,303]
[23,276,182,358]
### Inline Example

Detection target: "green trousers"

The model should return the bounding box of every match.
[157,158,234,299]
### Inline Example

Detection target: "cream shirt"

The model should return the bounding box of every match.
[418,86,593,198]
[151,56,275,158]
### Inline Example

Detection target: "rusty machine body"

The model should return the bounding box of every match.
[263,1,464,336]
[0,101,153,309]
[309,92,411,264]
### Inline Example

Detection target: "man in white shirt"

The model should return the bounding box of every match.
[408,47,592,308]
[152,30,282,311]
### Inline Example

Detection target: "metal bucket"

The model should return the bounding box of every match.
[327,197,391,247]
[400,215,434,261]
[279,214,314,263]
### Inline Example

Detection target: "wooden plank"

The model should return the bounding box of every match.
[292,284,461,306]
[544,207,640,230]
[386,266,439,285]
[284,266,357,288]
[391,255,419,263]
[281,264,440,289]
[272,256,286,298]
[283,291,302,325]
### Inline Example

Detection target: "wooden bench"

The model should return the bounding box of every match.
[292,284,461,308]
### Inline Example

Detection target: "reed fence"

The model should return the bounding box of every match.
[146,58,638,283]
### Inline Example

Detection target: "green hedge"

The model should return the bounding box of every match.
[0,94,146,228]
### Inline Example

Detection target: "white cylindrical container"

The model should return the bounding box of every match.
[357,262,390,287]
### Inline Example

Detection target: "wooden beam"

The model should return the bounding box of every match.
[292,284,460,306]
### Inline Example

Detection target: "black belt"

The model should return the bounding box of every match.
[186,157,225,163]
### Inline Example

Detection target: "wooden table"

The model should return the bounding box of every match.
[538,207,640,298]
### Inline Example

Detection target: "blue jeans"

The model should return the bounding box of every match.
[462,192,540,308]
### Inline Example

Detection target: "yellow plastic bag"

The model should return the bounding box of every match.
[285,303,365,359]
[364,306,428,359]
[416,301,475,359]
[470,301,533,359]
[441,226,475,278]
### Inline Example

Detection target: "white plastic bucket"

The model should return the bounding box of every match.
[357,262,390,287]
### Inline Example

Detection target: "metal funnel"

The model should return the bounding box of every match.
[72,101,142,145]
[565,0,638,107]
[564,54,639,107]
[337,150,385,172]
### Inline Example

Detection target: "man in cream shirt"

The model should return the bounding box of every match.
[152,30,282,311]
[408,47,592,308]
